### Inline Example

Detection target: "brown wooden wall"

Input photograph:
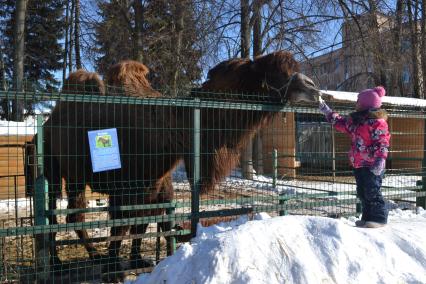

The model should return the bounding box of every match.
[334,131,351,170]
[262,114,425,176]
[327,116,424,171]
[0,135,33,200]
[388,117,424,170]
[261,113,297,178]
[0,135,105,201]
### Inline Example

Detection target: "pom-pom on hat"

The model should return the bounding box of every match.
[356,86,386,110]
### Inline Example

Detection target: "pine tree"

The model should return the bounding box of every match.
[143,0,201,93]
[0,0,14,84]
[94,0,201,93]
[3,0,65,90]
[94,0,134,75]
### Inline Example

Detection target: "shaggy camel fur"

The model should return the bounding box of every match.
[104,60,175,272]
[105,60,162,97]
[32,63,174,276]
[24,69,107,265]
[43,50,320,281]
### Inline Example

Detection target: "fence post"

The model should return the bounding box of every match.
[191,99,201,237]
[272,149,278,189]
[0,221,3,281]
[331,126,336,183]
[34,115,50,282]
[166,207,176,255]
[272,149,286,216]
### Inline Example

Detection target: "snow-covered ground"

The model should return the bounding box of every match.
[133,208,426,284]
[1,164,423,284]
[0,172,419,218]
[173,163,420,195]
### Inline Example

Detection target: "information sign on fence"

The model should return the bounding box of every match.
[88,128,121,172]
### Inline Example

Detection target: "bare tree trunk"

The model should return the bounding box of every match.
[240,0,253,179]
[253,1,262,56]
[68,0,74,73]
[63,1,70,82]
[74,0,82,69]
[172,1,185,96]
[252,0,263,174]
[390,0,404,97]
[367,0,388,88]
[12,0,27,121]
[407,0,420,98]
[133,0,144,62]
[0,46,9,119]
[0,47,6,91]
[240,0,250,58]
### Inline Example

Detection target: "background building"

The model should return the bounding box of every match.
[302,13,423,97]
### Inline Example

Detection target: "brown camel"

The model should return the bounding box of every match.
[104,60,175,271]
[25,69,106,266]
[28,63,174,276]
[42,50,320,282]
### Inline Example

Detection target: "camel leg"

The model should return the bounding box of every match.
[157,175,175,256]
[129,223,151,269]
[158,220,174,256]
[101,224,129,283]
[47,190,61,267]
[44,155,62,267]
[66,186,100,259]
[102,194,129,283]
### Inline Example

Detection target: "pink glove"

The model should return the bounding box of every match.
[370,158,385,176]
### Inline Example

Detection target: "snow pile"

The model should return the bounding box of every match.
[134,208,426,284]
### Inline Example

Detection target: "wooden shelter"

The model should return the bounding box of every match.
[0,135,32,200]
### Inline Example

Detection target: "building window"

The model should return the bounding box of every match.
[344,59,349,79]
[334,58,340,70]
[367,60,373,73]
[402,66,410,84]
[401,39,410,53]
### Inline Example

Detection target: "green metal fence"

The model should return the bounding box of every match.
[0,89,425,283]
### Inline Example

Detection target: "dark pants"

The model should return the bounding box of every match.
[354,167,388,224]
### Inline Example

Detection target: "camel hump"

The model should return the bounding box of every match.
[105,60,161,97]
[252,50,300,77]
[62,69,105,96]
[206,58,251,81]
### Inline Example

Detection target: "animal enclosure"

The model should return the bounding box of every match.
[0,89,426,283]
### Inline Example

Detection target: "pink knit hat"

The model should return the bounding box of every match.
[356,86,386,110]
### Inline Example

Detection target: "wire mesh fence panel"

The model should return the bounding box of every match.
[1,85,426,283]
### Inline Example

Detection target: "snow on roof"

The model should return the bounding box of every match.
[134,208,426,284]
[0,116,37,135]
[322,90,426,108]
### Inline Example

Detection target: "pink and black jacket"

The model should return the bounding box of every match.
[326,109,390,169]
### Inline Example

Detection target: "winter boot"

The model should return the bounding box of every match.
[365,221,386,228]
[355,220,366,227]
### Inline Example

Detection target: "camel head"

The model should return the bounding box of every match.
[200,50,322,104]
[252,51,321,104]
[284,72,322,103]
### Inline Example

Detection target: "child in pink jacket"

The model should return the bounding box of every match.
[319,86,390,228]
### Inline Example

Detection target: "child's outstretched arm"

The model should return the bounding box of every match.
[370,120,391,176]
[318,97,351,134]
